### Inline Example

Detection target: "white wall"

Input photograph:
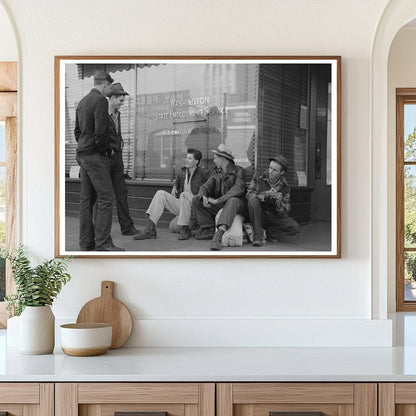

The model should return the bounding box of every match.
[0,3,16,61]
[0,0,394,347]
[387,26,416,312]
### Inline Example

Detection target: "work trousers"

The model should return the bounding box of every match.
[147,190,193,226]
[76,153,114,250]
[110,151,134,234]
[192,196,247,230]
[247,196,300,239]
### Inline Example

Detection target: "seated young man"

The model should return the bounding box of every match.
[192,144,247,251]
[247,154,300,247]
[134,148,207,241]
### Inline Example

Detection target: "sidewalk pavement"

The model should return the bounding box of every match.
[65,214,331,253]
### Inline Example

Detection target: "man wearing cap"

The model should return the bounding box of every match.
[74,70,124,251]
[247,155,300,247]
[192,144,247,251]
[107,83,139,236]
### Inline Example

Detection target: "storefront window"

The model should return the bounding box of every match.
[65,63,257,181]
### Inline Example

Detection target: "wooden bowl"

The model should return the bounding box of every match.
[60,323,112,356]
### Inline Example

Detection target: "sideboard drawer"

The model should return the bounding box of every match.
[0,383,53,415]
[217,383,376,416]
[56,383,215,416]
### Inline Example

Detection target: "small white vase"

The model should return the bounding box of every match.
[19,306,55,354]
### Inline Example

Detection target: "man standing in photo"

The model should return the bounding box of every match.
[74,71,125,251]
[108,82,139,236]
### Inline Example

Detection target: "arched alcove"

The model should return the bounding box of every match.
[371,0,416,318]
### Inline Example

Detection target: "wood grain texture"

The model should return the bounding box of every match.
[232,383,354,404]
[0,62,17,91]
[39,383,54,416]
[79,404,101,416]
[55,383,78,416]
[76,281,133,348]
[354,383,377,416]
[337,404,354,416]
[238,405,254,416]
[54,55,341,259]
[397,93,406,311]
[5,116,17,295]
[396,404,416,416]
[253,403,338,416]
[396,89,416,311]
[217,384,233,416]
[62,346,109,357]
[336,55,342,258]
[98,403,185,416]
[0,383,39,403]
[78,383,199,404]
[199,384,215,416]
[0,116,17,327]
[54,56,61,258]
[185,403,199,416]
[0,92,16,120]
[0,405,24,416]
[379,383,395,416]
[395,383,416,403]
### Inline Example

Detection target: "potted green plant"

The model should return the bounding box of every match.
[4,245,71,354]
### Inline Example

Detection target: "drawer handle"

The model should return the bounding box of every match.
[270,413,323,416]
[114,412,168,416]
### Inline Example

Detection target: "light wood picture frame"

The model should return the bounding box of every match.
[55,56,341,258]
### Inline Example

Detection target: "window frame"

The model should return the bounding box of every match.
[0,62,17,327]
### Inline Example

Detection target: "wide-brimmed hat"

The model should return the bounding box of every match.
[109,82,129,96]
[93,70,114,84]
[211,144,234,161]
[269,155,289,171]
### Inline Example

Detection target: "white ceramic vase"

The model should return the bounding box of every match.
[18,305,55,354]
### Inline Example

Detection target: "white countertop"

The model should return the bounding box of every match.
[3,313,416,382]
[2,345,416,382]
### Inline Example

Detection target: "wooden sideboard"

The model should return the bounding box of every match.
[2,382,416,416]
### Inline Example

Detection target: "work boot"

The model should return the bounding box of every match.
[178,226,191,240]
[122,227,140,236]
[252,238,263,247]
[133,219,157,240]
[96,243,125,251]
[210,229,225,251]
[194,227,215,240]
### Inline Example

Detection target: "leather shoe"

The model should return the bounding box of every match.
[96,244,125,251]
[252,238,262,247]
[122,228,140,236]
[210,229,225,251]
[178,226,191,240]
[195,227,215,240]
[133,228,157,240]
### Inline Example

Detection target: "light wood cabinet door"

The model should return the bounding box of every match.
[0,383,53,415]
[217,383,377,416]
[378,383,416,416]
[55,383,215,416]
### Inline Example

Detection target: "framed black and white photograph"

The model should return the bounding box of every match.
[55,56,341,258]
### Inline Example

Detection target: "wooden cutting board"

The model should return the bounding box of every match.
[76,281,133,349]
